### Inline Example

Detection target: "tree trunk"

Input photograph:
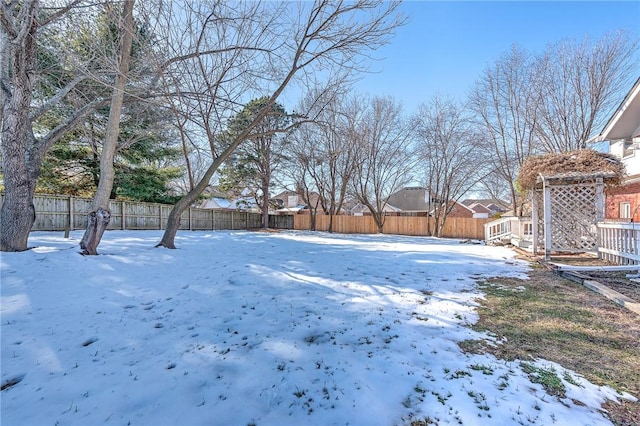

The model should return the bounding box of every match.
[310,209,317,231]
[261,179,269,228]
[0,103,38,251]
[435,217,445,238]
[0,188,36,252]
[156,159,218,249]
[373,213,384,234]
[0,0,40,252]
[510,186,519,217]
[433,213,442,238]
[80,208,111,255]
[426,196,432,236]
[79,0,135,255]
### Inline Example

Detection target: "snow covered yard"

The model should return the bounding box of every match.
[0,230,632,425]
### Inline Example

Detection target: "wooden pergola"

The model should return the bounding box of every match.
[531,171,614,260]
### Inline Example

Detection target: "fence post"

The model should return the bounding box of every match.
[159,205,163,230]
[64,196,74,238]
[189,207,193,230]
[121,201,126,230]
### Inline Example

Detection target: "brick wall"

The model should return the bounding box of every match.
[606,181,640,222]
[446,203,474,218]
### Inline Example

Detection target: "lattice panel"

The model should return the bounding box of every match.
[549,184,598,251]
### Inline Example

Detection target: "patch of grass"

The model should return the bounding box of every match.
[431,390,451,405]
[465,267,640,426]
[521,362,566,397]
[469,363,494,375]
[410,417,439,426]
[467,390,490,411]
[562,371,583,388]
[457,339,490,354]
[449,369,471,379]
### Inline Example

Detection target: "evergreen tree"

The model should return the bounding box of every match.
[34,5,182,204]
[218,97,291,227]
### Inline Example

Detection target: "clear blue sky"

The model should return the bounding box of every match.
[354,0,640,112]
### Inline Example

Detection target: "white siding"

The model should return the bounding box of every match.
[610,138,640,176]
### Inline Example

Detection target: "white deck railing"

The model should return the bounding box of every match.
[597,222,640,265]
[484,217,512,244]
[485,217,533,247]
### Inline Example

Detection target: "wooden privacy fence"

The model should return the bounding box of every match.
[0,193,489,238]
[0,193,293,232]
[294,215,491,239]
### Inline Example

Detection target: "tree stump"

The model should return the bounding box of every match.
[80,208,111,255]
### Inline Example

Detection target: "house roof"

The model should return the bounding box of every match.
[198,196,232,209]
[350,202,401,214]
[430,200,474,215]
[468,203,492,214]
[387,187,431,211]
[590,76,640,142]
[273,191,322,208]
[461,199,509,211]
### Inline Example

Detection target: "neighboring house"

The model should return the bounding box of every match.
[461,199,509,216]
[349,202,401,216]
[196,186,234,210]
[386,187,434,212]
[228,197,260,212]
[466,203,492,218]
[385,189,506,218]
[590,77,640,222]
[434,201,478,219]
[272,191,322,215]
[197,188,260,212]
[198,197,232,210]
[432,200,496,219]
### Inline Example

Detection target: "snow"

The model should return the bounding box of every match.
[1,230,634,426]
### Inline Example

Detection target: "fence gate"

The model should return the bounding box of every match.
[531,174,607,259]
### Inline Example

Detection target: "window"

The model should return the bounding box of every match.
[623,139,635,158]
[287,195,298,207]
[620,202,631,219]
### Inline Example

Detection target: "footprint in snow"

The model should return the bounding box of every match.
[81,337,99,347]
[1,374,25,391]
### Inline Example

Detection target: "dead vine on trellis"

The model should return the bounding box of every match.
[517,149,624,191]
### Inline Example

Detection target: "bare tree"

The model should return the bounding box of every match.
[414,95,484,237]
[534,30,639,152]
[468,45,542,216]
[154,0,404,248]
[79,0,135,255]
[0,0,100,252]
[285,91,360,232]
[351,95,416,233]
[477,167,512,206]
